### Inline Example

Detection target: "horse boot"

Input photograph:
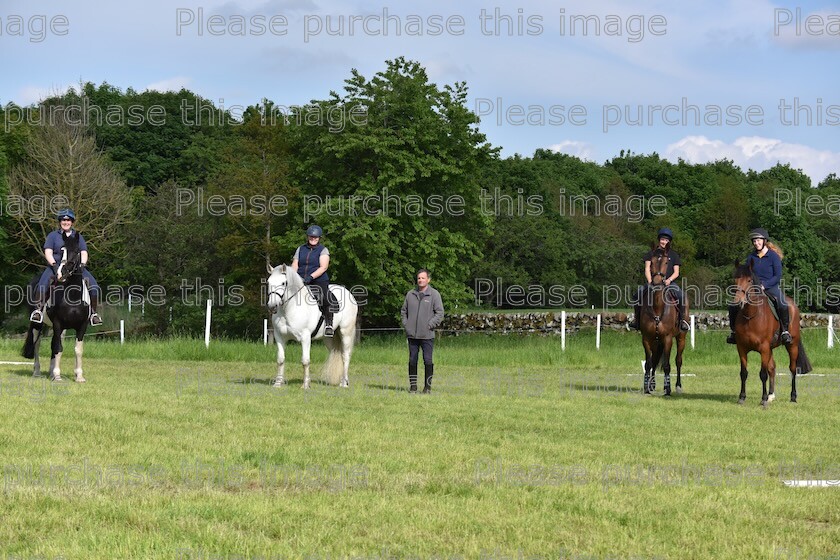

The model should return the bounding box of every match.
[726,305,739,344]
[408,363,418,393]
[29,290,47,324]
[89,291,103,326]
[777,302,792,344]
[323,303,334,338]
[422,364,434,394]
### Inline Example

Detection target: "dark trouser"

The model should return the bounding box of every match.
[308,277,333,327]
[764,285,790,331]
[408,338,434,390]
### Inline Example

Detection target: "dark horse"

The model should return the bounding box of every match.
[640,247,686,396]
[22,230,90,382]
[732,262,812,406]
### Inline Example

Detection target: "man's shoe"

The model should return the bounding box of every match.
[324,325,334,337]
[30,309,43,324]
[90,313,103,326]
[680,320,690,332]
[780,331,792,344]
[726,332,737,345]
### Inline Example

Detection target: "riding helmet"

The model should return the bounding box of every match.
[657,227,673,240]
[57,208,76,222]
[306,224,323,238]
[749,228,769,240]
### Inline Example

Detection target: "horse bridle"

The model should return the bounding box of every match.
[268,274,307,310]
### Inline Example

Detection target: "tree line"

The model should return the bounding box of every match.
[1,57,838,335]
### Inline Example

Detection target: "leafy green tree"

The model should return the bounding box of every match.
[286,58,496,323]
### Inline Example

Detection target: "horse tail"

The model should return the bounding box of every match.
[796,339,813,375]
[323,344,344,386]
[22,322,43,359]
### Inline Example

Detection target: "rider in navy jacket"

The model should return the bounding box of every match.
[291,224,334,337]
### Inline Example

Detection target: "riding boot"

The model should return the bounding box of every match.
[422,364,434,394]
[89,292,103,326]
[408,363,418,393]
[777,303,792,344]
[324,306,334,338]
[30,290,47,323]
[678,302,690,332]
[726,305,739,344]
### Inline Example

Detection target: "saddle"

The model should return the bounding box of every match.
[47,273,91,308]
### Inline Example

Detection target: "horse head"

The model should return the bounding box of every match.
[733,259,762,309]
[266,264,306,315]
[55,231,83,283]
[650,246,669,287]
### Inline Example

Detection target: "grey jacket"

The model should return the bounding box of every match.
[401,286,444,339]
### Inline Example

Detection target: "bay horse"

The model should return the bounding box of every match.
[22,230,90,382]
[266,264,358,388]
[640,247,686,396]
[732,262,812,406]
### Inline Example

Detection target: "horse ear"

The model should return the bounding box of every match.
[266,262,274,274]
[280,264,286,273]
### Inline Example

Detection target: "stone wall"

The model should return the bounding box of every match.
[440,311,835,334]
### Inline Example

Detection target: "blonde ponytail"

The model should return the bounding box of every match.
[767,241,784,260]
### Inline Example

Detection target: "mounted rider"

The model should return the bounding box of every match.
[726,228,792,345]
[30,208,103,326]
[629,227,690,332]
[291,224,334,337]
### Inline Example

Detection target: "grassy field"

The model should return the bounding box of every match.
[0,329,838,560]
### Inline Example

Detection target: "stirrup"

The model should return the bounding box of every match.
[726,332,737,344]
[90,313,103,326]
[680,320,690,332]
[30,309,44,324]
[324,325,334,337]
[780,330,792,344]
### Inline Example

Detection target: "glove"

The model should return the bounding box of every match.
[303,274,313,284]
[51,263,60,274]
[79,262,87,271]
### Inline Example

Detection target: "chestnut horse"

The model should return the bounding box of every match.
[640,247,686,396]
[732,262,812,406]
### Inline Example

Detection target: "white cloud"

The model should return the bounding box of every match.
[665,135,840,184]
[145,77,194,93]
[548,140,596,161]
[15,83,77,105]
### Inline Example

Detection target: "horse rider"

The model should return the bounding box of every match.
[291,224,334,337]
[629,227,690,332]
[726,228,792,345]
[30,208,103,326]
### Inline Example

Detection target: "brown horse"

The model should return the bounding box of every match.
[732,262,812,406]
[640,247,686,396]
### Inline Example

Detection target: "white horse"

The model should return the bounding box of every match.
[266,264,358,388]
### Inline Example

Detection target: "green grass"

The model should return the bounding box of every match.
[0,330,838,559]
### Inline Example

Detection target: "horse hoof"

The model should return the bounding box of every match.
[272,380,285,388]
[790,397,797,403]
[302,383,310,390]
[52,376,63,383]
[738,398,745,405]
[675,386,683,394]
[32,371,42,378]
[75,376,86,383]
[768,393,776,402]
[761,400,768,408]
[664,391,672,397]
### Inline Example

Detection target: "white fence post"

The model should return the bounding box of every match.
[264,319,268,346]
[690,315,696,349]
[204,299,212,348]
[596,313,601,350]
[120,320,125,345]
[829,315,835,349]
[561,311,566,351]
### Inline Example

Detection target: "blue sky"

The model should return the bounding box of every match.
[2,0,838,183]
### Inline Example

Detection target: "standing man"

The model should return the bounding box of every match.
[401,269,445,394]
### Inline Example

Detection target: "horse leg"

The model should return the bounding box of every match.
[74,338,85,383]
[738,346,749,404]
[275,338,287,387]
[32,325,43,377]
[301,334,312,389]
[642,338,653,394]
[675,332,686,394]
[51,328,65,382]
[339,327,353,388]
[767,355,776,403]
[759,346,772,407]
[662,336,674,397]
[787,336,799,403]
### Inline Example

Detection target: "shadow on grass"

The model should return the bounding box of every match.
[364,383,409,393]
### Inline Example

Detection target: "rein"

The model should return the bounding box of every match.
[269,276,308,311]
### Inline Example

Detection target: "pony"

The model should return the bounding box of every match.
[732,261,812,406]
[266,264,358,388]
[639,246,686,396]
[22,230,90,382]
